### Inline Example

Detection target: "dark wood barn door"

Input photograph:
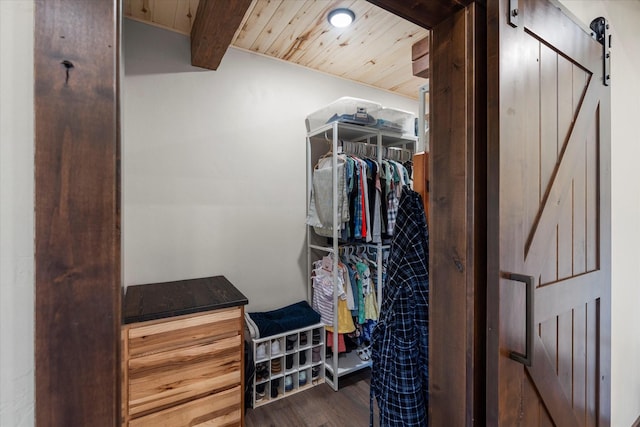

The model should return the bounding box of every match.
[487,0,611,425]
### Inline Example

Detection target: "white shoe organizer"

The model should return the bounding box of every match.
[252,322,325,407]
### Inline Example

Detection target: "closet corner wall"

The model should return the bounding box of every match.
[306,119,416,391]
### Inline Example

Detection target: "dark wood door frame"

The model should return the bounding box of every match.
[428,4,487,425]
[33,1,483,425]
[34,1,120,426]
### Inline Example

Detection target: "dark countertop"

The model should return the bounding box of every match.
[123,275,248,324]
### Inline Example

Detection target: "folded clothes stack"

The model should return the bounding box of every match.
[246,301,321,339]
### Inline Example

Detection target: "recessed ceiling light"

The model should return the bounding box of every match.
[328,8,355,28]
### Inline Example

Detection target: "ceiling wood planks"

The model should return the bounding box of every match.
[124,0,432,99]
[190,0,252,70]
[231,0,429,98]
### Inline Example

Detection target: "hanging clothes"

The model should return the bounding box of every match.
[312,256,355,334]
[308,148,411,245]
[370,186,429,427]
[306,155,349,237]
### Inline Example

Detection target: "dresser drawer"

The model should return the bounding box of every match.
[127,306,242,357]
[129,385,242,427]
[128,333,242,416]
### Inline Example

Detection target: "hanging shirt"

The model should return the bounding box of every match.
[312,256,345,326]
[306,155,350,238]
[387,186,399,236]
[362,159,372,243]
[346,261,360,317]
[370,187,429,427]
[311,267,334,327]
[353,159,363,239]
[355,261,370,325]
[341,261,356,311]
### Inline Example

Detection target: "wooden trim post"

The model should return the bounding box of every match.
[429,3,487,425]
[34,1,121,425]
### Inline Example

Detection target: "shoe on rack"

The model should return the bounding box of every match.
[300,332,308,346]
[256,383,266,401]
[271,378,280,398]
[256,343,267,359]
[256,362,269,382]
[299,370,307,386]
[284,375,293,391]
[271,339,281,355]
[312,366,320,378]
[271,359,282,374]
[299,351,306,366]
[312,346,321,363]
[312,329,321,345]
[286,335,297,351]
[286,354,294,370]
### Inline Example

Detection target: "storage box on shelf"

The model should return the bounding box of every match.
[374,107,416,136]
[305,97,381,132]
[252,323,325,407]
[305,96,416,139]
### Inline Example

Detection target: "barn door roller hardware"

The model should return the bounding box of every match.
[509,0,519,27]
[590,17,611,86]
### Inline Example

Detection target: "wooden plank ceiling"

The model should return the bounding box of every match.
[124,0,430,99]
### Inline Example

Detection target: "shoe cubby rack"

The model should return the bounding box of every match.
[251,322,325,407]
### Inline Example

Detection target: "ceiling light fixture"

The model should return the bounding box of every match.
[328,8,355,28]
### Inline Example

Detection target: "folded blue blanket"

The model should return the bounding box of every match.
[248,301,321,338]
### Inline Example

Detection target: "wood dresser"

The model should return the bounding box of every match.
[121,276,248,427]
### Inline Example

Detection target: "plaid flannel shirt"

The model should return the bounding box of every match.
[371,186,429,427]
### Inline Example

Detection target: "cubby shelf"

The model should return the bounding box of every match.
[251,323,326,407]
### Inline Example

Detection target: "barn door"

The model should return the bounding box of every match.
[487,0,611,425]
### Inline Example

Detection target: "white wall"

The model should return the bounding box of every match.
[559,2,640,425]
[0,1,34,426]
[122,19,418,312]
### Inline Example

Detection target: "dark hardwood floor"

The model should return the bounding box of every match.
[245,368,378,426]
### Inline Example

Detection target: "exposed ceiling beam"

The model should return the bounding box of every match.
[412,34,430,78]
[366,0,473,29]
[191,0,252,70]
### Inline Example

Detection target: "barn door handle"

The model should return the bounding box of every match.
[507,273,535,367]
